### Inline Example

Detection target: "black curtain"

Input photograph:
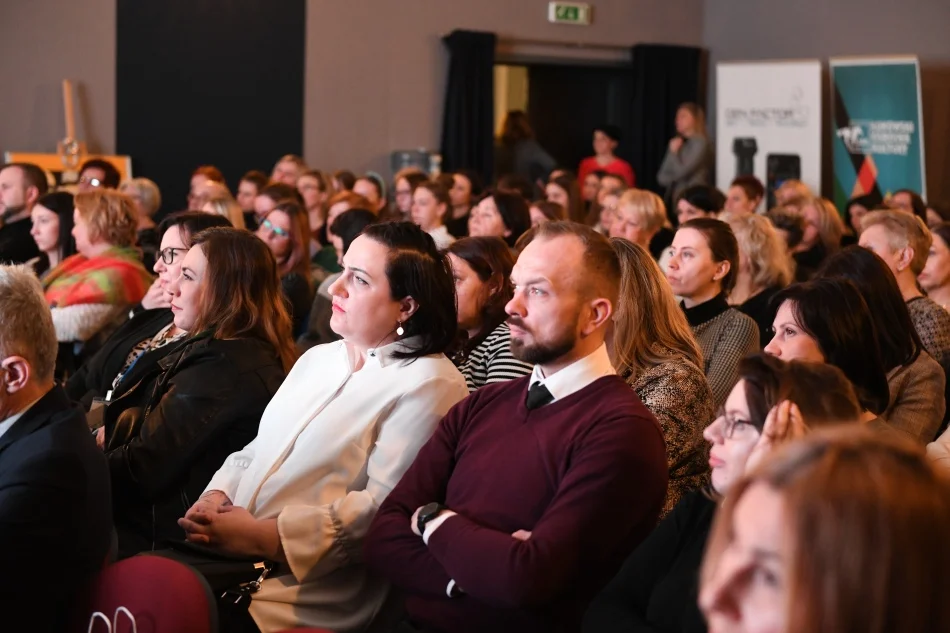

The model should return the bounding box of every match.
[117,0,306,218]
[440,30,496,186]
[629,44,704,194]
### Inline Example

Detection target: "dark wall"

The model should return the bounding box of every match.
[116,0,306,216]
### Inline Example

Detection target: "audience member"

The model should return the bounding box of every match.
[582,170,606,205]
[312,190,374,280]
[178,222,469,632]
[657,103,711,201]
[609,189,668,253]
[77,158,121,192]
[238,170,269,229]
[766,278,891,424]
[888,187,928,221]
[119,177,163,268]
[365,221,668,633]
[765,206,805,253]
[585,354,861,633]
[0,162,48,264]
[447,170,484,238]
[667,218,759,408]
[845,192,882,236]
[792,196,844,280]
[256,200,314,337]
[674,185,724,226]
[590,179,626,235]
[723,175,764,218]
[43,190,152,343]
[104,228,293,557]
[297,169,332,242]
[186,165,225,209]
[926,202,950,228]
[727,214,794,347]
[201,192,247,229]
[820,246,946,442]
[29,191,76,278]
[494,110,557,184]
[468,191,531,248]
[700,428,950,633]
[546,174,586,224]
[66,212,232,411]
[392,169,429,224]
[609,238,714,516]
[332,169,356,192]
[577,124,635,189]
[919,222,950,309]
[354,174,387,215]
[271,154,307,186]
[447,237,532,391]
[528,200,566,227]
[0,265,112,632]
[411,181,456,250]
[773,178,811,208]
[253,182,301,226]
[496,173,536,202]
[190,179,231,212]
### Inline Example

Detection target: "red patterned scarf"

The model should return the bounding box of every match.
[43,247,153,308]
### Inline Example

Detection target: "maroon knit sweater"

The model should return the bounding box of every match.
[364,374,669,633]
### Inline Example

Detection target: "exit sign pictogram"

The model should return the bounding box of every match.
[548,2,592,25]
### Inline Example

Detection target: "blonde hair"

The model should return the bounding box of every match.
[202,194,246,230]
[119,177,162,217]
[861,209,932,275]
[609,238,704,378]
[775,179,812,209]
[803,196,845,253]
[617,189,669,233]
[728,214,793,291]
[75,190,139,248]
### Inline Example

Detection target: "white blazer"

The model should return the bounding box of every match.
[205,338,469,632]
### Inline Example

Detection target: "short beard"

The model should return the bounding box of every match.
[510,328,577,365]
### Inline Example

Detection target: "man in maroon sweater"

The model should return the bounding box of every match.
[364,222,669,633]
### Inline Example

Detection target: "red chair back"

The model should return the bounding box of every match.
[75,556,217,633]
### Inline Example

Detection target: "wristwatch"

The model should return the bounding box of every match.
[417,502,447,535]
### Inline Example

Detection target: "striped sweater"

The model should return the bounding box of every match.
[458,322,533,392]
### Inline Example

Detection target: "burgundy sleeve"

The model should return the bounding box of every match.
[363,394,471,598]
[425,410,668,608]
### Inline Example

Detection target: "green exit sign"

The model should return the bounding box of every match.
[548,2,592,25]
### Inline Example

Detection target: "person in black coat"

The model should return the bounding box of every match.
[101,228,297,557]
[0,265,111,633]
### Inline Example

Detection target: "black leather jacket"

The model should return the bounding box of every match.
[104,332,286,558]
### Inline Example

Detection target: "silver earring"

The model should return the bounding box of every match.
[396,321,405,337]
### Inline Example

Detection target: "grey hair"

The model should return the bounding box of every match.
[0,266,57,381]
[120,177,162,217]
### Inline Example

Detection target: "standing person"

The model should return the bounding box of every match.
[919,222,950,310]
[29,191,76,278]
[666,218,760,409]
[365,222,668,633]
[546,174,586,224]
[0,162,48,264]
[446,237,533,391]
[447,170,483,238]
[411,181,456,250]
[657,103,711,202]
[577,125,635,189]
[494,110,557,184]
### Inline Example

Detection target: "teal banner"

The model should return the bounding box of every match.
[830,57,926,211]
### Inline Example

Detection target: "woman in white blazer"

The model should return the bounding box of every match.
[179,222,470,633]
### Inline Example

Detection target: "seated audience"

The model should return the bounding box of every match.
[529,200,566,227]
[201,192,247,229]
[365,221,668,633]
[238,170,269,230]
[66,212,232,410]
[727,214,794,347]
[191,179,231,211]
[297,168,332,242]
[919,221,950,309]
[0,265,112,633]
[354,174,388,215]
[496,173,537,202]
[584,353,861,633]
[447,169,483,237]
[332,168,356,192]
[700,428,950,633]
[926,202,950,228]
[119,177,163,268]
[675,185,724,226]
[446,237,532,391]
[253,182,301,227]
[581,169,606,206]
[772,178,812,208]
[666,218,759,409]
[657,103,711,201]
[888,187,928,221]
[590,181,626,235]
[256,200,314,337]
[43,190,153,343]
[765,278,891,424]
[186,165,226,208]
[845,192,882,236]
[765,206,805,253]
[392,169,429,223]
[578,124,635,189]
[859,210,950,378]
[820,246,946,442]
[722,175,764,218]
[609,189,668,253]
[546,174,585,223]
[311,190,374,281]
[271,154,307,186]
[77,158,121,192]
[178,222,468,632]
[0,162,48,264]
[468,191,531,248]
[411,180,455,250]
[609,238,714,516]
[103,228,293,558]
[792,196,844,281]
[29,191,76,278]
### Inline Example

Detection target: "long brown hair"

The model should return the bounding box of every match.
[702,427,950,633]
[500,110,534,146]
[190,228,297,372]
[266,200,311,279]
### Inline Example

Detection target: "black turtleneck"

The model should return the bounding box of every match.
[681,293,730,328]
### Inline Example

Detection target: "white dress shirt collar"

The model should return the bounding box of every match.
[0,396,43,442]
[529,343,615,402]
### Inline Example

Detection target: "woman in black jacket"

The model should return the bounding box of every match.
[102,228,298,558]
[66,211,232,410]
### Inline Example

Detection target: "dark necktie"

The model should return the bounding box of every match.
[525,382,555,410]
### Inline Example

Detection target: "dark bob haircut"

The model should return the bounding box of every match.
[771,277,890,415]
[360,221,458,359]
[158,210,233,249]
[329,208,377,255]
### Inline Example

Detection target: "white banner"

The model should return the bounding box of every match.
[716,60,822,209]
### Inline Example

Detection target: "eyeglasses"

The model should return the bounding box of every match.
[79,176,103,188]
[159,247,186,265]
[262,219,289,238]
[715,407,754,439]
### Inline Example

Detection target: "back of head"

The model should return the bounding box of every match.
[860,208,932,275]
[360,222,458,359]
[329,209,378,254]
[333,170,356,191]
[610,237,702,375]
[0,265,57,383]
[158,211,233,249]
[728,213,793,290]
[818,245,921,371]
[190,227,296,372]
[80,158,121,189]
[75,189,139,248]
[501,110,534,145]
[772,278,890,414]
[679,217,739,293]
[678,185,726,218]
[705,427,950,633]
[495,174,535,203]
[532,221,621,307]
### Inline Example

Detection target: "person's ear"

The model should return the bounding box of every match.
[896,246,914,273]
[712,260,731,282]
[398,296,419,324]
[25,186,40,208]
[581,298,613,337]
[0,356,31,394]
